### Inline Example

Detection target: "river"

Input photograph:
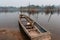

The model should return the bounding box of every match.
[0,12,60,40]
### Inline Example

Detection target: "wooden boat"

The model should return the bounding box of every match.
[18,14,51,40]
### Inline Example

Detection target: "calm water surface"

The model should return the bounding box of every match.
[0,12,19,31]
[0,12,60,40]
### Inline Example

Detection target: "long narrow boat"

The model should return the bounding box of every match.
[18,14,51,40]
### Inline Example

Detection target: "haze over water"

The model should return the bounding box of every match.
[0,0,60,7]
[0,0,60,40]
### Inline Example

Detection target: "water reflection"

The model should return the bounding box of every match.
[20,11,60,40]
[0,12,19,30]
[0,11,60,40]
[29,11,60,22]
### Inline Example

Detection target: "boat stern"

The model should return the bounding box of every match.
[32,32,51,40]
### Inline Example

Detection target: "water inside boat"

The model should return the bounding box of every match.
[20,15,46,38]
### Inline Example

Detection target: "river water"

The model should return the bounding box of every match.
[0,12,60,40]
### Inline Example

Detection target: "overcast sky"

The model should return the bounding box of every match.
[0,0,60,7]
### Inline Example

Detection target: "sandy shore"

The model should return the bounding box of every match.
[0,28,24,40]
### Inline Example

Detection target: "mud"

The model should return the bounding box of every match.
[0,28,24,40]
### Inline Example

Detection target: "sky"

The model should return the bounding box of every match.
[0,0,60,7]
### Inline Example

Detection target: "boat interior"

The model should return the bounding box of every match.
[20,14,47,38]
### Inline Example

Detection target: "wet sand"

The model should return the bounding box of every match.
[0,28,24,40]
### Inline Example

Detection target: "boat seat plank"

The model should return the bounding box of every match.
[25,26,33,29]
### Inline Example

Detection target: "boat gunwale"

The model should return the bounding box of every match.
[19,14,49,32]
[18,14,51,39]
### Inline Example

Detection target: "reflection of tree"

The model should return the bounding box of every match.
[48,5,55,22]
[28,13,31,17]
[48,12,53,22]
[48,13,52,22]
[36,13,39,23]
